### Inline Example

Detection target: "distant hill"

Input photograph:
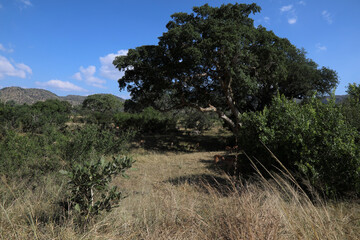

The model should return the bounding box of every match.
[0,87,124,106]
[321,95,348,104]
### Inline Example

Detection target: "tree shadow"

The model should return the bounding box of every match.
[164,173,235,197]
[132,132,233,153]
[204,153,257,178]
[164,154,259,197]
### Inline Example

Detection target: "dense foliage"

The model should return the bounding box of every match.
[82,94,124,113]
[341,83,360,133]
[0,99,133,179]
[81,94,124,127]
[0,99,71,134]
[238,94,360,196]
[177,107,219,132]
[114,107,176,134]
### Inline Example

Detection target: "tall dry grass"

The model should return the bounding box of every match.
[1,151,359,239]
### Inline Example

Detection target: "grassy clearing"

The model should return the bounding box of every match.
[1,148,359,239]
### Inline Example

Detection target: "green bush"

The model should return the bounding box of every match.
[341,83,360,133]
[0,128,67,179]
[238,94,360,197]
[63,125,134,164]
[60,155,134,223]
[177,108,218,132]
[0,99,71,133]
[113,107,176,134]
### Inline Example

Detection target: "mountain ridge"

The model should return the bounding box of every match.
[0,87,124,105]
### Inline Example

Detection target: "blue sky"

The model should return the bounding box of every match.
[0,0,359,98]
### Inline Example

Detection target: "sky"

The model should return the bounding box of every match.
[0,0,359,99]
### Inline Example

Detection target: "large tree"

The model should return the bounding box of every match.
[114,3,338,134]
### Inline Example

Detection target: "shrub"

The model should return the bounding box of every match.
[0,128,66,179]
[63,125,134,164]
[60,155,134,223]
[113,107,176,134]
[0,99,71,133]
[341,83,360,133]
[178,108,218,132]
[238,94,360,197]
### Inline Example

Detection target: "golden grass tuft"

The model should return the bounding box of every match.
[1,151,359,239]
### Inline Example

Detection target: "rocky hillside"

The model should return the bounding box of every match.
[0,87,124,105]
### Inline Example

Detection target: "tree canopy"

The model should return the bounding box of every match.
[82,94,124,113]
[114,3,338,134]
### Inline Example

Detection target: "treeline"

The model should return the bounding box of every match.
[0,98,130,180]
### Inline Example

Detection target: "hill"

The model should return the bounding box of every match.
[0,87,59,105]
[0,87,124,105]
[321,95,348,104]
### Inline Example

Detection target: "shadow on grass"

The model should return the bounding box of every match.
[165,173,235,197]
[165,154,257,197]
[132,131,235,153]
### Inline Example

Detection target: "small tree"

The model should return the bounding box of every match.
[82,94,124,113]
[60,155,134,223]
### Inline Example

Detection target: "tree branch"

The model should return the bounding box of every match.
[197,104,236,132]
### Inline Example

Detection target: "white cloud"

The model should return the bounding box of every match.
[298,1,306,6]
[72,49,127,89]
[36,80,87,92]
[99,49,128,80]
[16,63,32,75]
[288,18,297,24]
[316,43,327,52]
[280,5,298,25]
[0,43,14,53]
[73,65,106,88]
[20,0,32,7]
[280,5,293,12]
[322,10,333,24]
[0,55,32,79]
[72,72,82,81]
[264,16,270,24]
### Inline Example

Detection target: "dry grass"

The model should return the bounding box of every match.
[1,150,359,239]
